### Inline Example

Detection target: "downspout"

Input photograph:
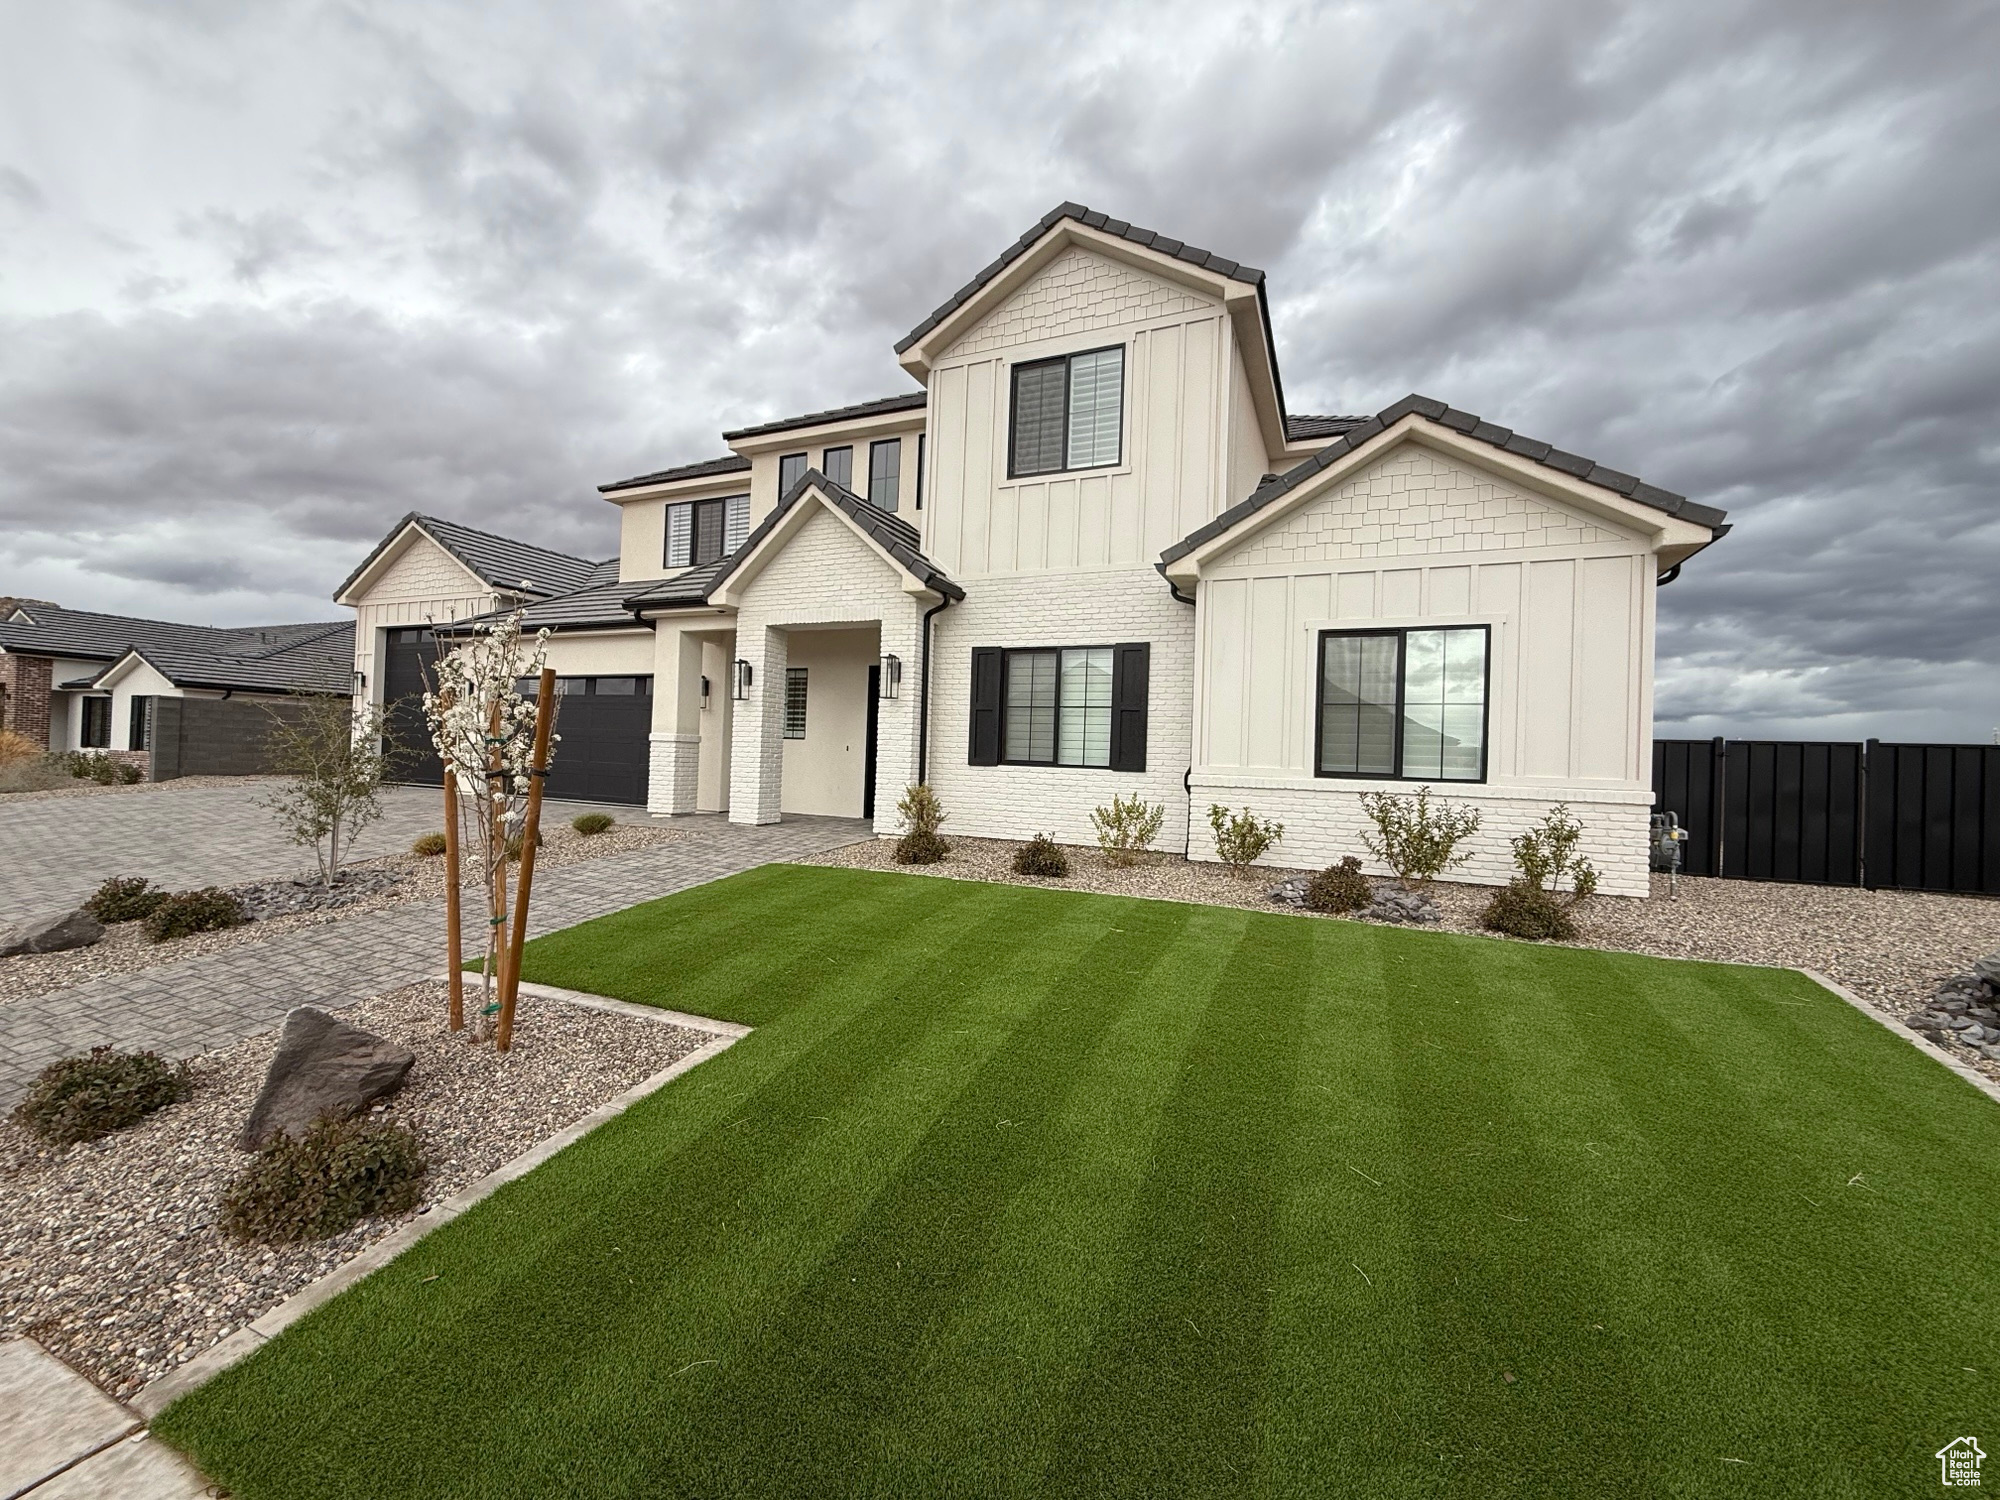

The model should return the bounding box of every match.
[1160,565,1197,854]
[916,594,954,785]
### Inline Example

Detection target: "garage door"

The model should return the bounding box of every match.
[381,628,444,787]
[543,677,651,805]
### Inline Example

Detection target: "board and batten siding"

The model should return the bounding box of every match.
[923,246,1243,578]
[1192,440,1658,895]
[349,536,501,710]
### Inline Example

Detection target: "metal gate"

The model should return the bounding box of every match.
[1652,738,2000,893]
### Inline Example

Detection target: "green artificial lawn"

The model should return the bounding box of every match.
[157,865,2000,1498]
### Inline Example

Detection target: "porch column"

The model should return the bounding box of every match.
[647,622,704,816]
[728,626,788,825]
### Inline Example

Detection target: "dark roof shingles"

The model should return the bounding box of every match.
[597,452,752,494]
[333,513,601,603]
[720,391,926,443]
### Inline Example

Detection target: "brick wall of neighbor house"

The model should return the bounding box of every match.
[0,652,54,747]
[928,569,1198,850]
[151,696,320,780]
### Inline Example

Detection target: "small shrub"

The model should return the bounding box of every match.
[411,831,449,857]
[1091,794,1165,867]
[143,887,249,942]
[1359,787,1481,891]
[896,783,948,838]
[1012,833,1070,878]
[1481,879,1577,941]
[114,760,143,784]
[11,1046,188,1146]
[572,812,615,837]
[220,1115,427,1244]
[1208,804,1284,872]
[85,875,169,924]
[895,829,950,865]
[1509,803,1599,902]
[1304,856,1372,914]
[504,827,545,861]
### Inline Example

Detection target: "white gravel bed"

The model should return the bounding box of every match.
[0,979,712,1400]
[807,836,1999,1075]
[0,773,267,804]
[0,821,687,1006]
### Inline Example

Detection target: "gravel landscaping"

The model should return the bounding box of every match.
[0,979,714,1400]
[0,819,686,1005]
[805,835,2000,1073]
[0,772,258,805]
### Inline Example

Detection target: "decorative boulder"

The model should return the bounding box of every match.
[1365,890,1443,925]
[0,908,105,958]
[1266,877,1310,908]
[238,1007,416,1151]
[1973,952,2000,989]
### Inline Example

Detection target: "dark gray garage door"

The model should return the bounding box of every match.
[382,628,444,786]
[543,678,651,805]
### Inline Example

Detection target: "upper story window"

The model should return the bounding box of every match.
[665,495,750,569]
[778,452,807,495]
[1008,345,1124,479]
[822,447,853,491]
[1316,626,1489,782]
[915,433,926,511]
[867,438,901,511]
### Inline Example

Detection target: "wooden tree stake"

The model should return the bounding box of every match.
[484,699,507,1018]
[496,667,556,1053]
[443,765,464,1031]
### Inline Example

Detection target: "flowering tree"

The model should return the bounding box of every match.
[420,614,557,1034]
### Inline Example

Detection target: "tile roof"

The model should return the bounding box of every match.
[333,513,603,603]
[896,203,1266,355]
[1284,413,1371,441]
[597,452,752,495]
[443,561,663,634]
[1,602,350,672]
[93,626,356,695]
[624,470,961,611]
[720,391,928,443]
[1159,393,1729,567]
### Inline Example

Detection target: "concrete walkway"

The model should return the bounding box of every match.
[0,1338,209,1499]
[0,815,868,1108]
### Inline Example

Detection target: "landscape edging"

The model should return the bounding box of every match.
[1796,966,2000,1108]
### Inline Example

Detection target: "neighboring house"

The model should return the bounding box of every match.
[340,204,1727,892]
[0,598,353,779]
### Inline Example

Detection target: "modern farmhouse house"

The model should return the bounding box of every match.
[340,204,1727,893]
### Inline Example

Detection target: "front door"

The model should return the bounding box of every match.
[863,665,880,820]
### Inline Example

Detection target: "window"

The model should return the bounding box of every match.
[969,643,1149,771]
[519,676,652,697]
[784,667,808,739]
[915,432,926,510]
[821,447,853,491]
[778,452,807,495]
[665,495,750,569]
[1008,345,1124,478]
[128,696,152,751]
[867,438,900,510]
[1315,626,1489,782]
[81,697,111,749]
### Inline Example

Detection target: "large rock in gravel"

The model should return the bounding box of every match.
[238,1007,416,1150]
[1973,952,2000,988]
[1365,890,1442,925]
[0,907,104,957]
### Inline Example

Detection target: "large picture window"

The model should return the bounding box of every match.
[665,495,750,568]
[1008,346,1124,478]
[1002,647,1113,767]
[1315,626,1489,782]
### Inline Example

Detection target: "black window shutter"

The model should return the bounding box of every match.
[1109,642,1149,772]
[969,648,1003,765]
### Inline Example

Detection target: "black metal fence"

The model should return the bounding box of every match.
[1652,738,2000,895]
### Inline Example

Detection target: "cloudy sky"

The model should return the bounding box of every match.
[2,0,1996,741]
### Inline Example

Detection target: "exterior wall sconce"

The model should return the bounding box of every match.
[732,660,753,701]
[879,654,902,699]
[699,674,710,709]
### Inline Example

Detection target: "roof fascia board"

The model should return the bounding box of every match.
[897,221,1250,381]
[726,406,927,456]
[710,486,934,608]
[1222,290,1289,460]
[335,521,491,606]
[1164,418,1706,583]
[599,473,758,505]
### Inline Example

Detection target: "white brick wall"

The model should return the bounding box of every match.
[945,247,1211,358]
[927,568,1200,850]
[1223,446,1620,567]
[648,731,700,816]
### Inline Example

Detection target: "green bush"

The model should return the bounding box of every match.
[1304,857,1372,914]
[572,812,615,837]
[220,1115,427,1244]
[1090,793,1165,867]
[114,761,143,784]
[1509,803,1599,902]
[894,829,950,866]
[143,887,249,942]
[11,1046,188,1146]
[85,875,169,924]
[1359,787,1481,891]
[1207,804,1284,872]
[411,832,448,857]
[1481,879,1577,941]
[504,827,545,862]
[1012,833,1070,878]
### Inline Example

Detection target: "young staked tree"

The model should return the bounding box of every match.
[263,696,397,889]
[421,614,557,1033]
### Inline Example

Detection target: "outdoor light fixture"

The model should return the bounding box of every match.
[700,674,711,709]
[732,660,753,701]
[878,653,902,699]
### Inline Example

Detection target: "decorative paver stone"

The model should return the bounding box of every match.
[0,909,103,959]
[237,1007,416,1150]
[0,1337,139,1498]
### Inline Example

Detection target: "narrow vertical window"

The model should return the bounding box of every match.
[1003,650,1058,763]
[778,452,807,495]
[784,667,809,739]
[915,432,926,510]
[867,438,901,510]
[691,500,725,566]
[822,446,853,490]
[1057,647,1113,767]
[723,494,750,554]
[1317,634,1400,776]
[1009,360,1068,477]
[1065,347,1124,469]
[665,503,692,568]
[128,696,152,751]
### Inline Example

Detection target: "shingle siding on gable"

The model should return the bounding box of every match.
[943,246,1212,360]
[1218,446,1626,568]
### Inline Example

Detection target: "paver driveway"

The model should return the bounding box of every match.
[0,781,639,923]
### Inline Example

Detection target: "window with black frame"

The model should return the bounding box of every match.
[665,495,749,569]
[821,447,853,490]
[1315,625,1489,782]
[81,697,111,749]
[1003,647,1113,767]
[867,438,900,510]
[1008,346,1124,478]
[778,452,808,494]
[784,667,808,739]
